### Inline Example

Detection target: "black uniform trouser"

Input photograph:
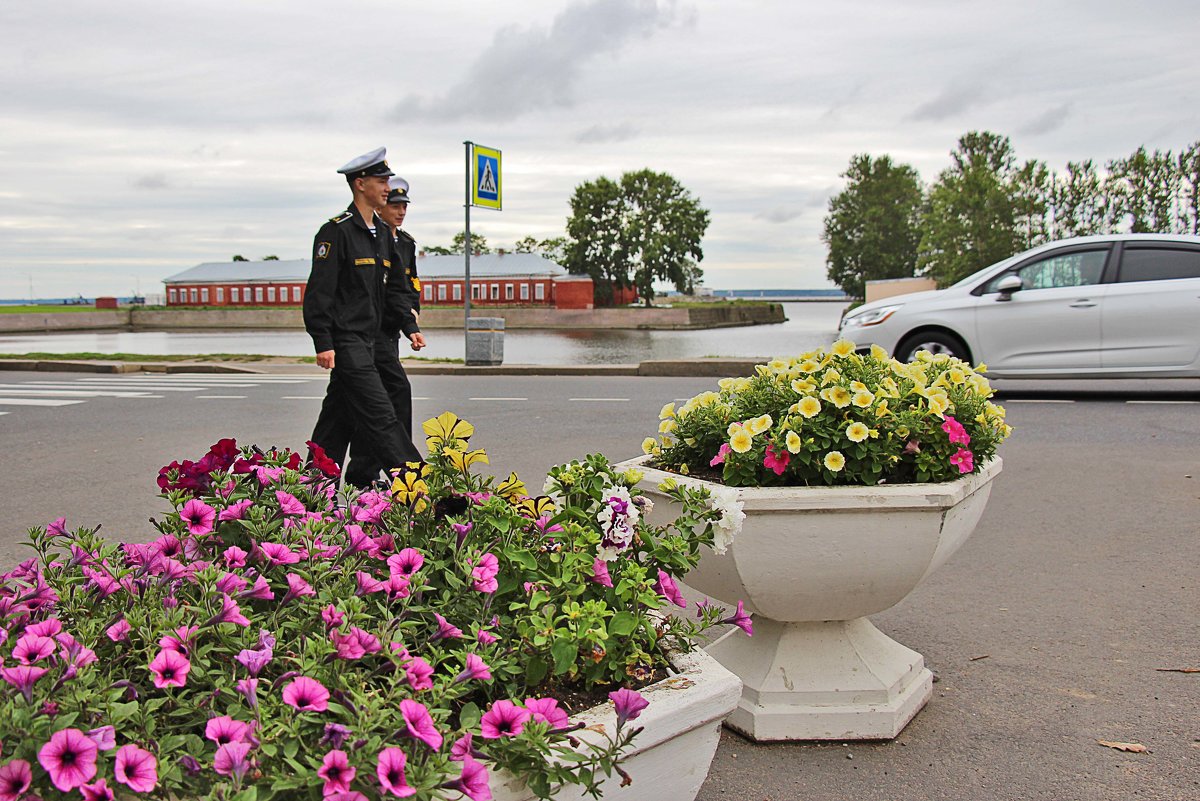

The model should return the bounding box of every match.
[310,337,420,485]
[344,337,414,487]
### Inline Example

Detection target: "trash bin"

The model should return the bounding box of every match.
[465,317,504,366]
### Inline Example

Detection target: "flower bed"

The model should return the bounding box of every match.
[644,341,1011,486]
[0,414,749,800]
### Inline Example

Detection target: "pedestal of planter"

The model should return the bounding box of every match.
[621,456,1001,742]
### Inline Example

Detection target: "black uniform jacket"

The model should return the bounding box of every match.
[303,204,395,353]
[382,229,420,339]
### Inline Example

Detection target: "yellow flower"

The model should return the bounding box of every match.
[852,390,875,408]
[729,429,753,453]
[446,448,489,472]
[870,343,890,361]
[875,399,890,417]
[948,368,966,384]
[785,430,803,453]
[976,362,988,373]
[747,414,773,435]
[846,422,869,442]
[821,368,842,386]
[659,478,678,492]
[896,425,910,438]
[727,421,744,438]
[659,402,676,419]
[496,472,528,501]
[831,339,856,357]
[850,381,867,392]
[822,386,852,408]
[927,392,950,417]
[641,437,659,455]
[659,418,677,434]
[679,463,690,475]
[768,358,789,373]
[791,377,816,394]
[796,396,822,418]
[391,463,430,511]
[422,412,475,452]
[798,359,821,373]
[823,451,846,472]
[516,495,557,519]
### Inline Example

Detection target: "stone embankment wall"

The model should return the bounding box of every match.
[0,304,785,333]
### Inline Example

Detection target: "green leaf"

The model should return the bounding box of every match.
[459,702,482,729]
[525,656,548,687]
[232,787,258,801]
[608,611,637,636]
[551,638,578,675]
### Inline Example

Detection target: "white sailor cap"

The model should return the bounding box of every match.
[337,147,394,180]
[387,176,411,204]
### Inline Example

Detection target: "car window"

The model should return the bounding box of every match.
[983,249,1107,293]
[1117,247,1200,282]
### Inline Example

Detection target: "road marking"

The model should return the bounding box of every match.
[281,396,327,400]
[412,397,431,401]
[1004,399,1075,403]
[0,398,86,406]
[195,395,247,399]
[1126,400,1199,405]
[3,382,211,393]
[0,411,7,416]
[0,387,161,398]
[569,397,630,402]
[468,397,528,401]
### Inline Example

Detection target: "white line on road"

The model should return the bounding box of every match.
[1126,400,1199,405]
[1004,399,1076,403]
[569,398,630,402]
[0,398,86,406]
[468,397,528,401]
[2,383,211,393]
[195,395,247,399]
[0,387,161,398]
[0,411,7,416]
[280,396,327,400]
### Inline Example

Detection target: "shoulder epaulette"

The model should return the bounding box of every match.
[330,211,353,224]
[398,230,416,243]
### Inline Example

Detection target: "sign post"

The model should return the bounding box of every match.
[463,141,502,360]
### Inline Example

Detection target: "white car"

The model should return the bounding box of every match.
[838,234,1200,378]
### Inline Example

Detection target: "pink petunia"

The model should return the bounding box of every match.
[179,499,216,536]
[0,759,32,801]
[259,542,300,565]
[454,653,492,684]
[451,758,492,801]
[404,657,434,691]
[222,545,249,567]
[280,573,316,605]
[762,444,790,476]
[205,594,252,628]
[38,728,98,792]
[219,499,254,522]
[282,676,329,712]
[12,633,56,664]
[609,688,650,728]
[46,516,68,537]
[318,749,356,796]
[216,571,248,595]
[240,575,275,601]
[387,548,425,577]
[275,490,306,517]
[114,743,157,793]
[400,699,443,750]
[1,665,48,702]
[719,599,754,636]
[205,715,253,745]
[355,571,386,596]
[80,777,114,801]
[148,649,191,689]
[432,613,462,641]
[105,618,132,642]
[24,619,62,638]
[524,697,570,730]
[236,677,259,709]
[212,741,252,779]
[949,448,975,474]
[449,733,476,762]
[941,415,971,446]
[85,726,117,752]
[322,604,345,629]
[591,558,613,588]
[655,569,688,608]
[376,747,416,798]
[480,700,531,739]
[709,443,732,467]
[476,628,498,645]
[471,553,499,594]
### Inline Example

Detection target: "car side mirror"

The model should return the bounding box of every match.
[995,274,1023,301]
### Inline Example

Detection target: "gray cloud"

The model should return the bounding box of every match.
[132,173,171,190]
[908,81,990,122]
[392,0,688,122]
[574,123,640,144]
[1017,102,1072,137]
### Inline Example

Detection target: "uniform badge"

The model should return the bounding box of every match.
[316,242,331,260]
[411,278,421,291]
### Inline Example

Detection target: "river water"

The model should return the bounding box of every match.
[0,302,848,365]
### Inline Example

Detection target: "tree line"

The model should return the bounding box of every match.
[823,131,1200,298]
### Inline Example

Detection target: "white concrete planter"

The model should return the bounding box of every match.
[490,648,741,801]
[618,455,1002,742]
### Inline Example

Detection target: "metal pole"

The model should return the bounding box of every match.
[463,141,473,356]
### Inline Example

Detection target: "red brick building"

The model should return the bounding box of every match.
[163,253,637,309]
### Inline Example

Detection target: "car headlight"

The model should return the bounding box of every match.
[842,304,902,328]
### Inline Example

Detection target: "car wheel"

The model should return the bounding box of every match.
[895,331,970,363]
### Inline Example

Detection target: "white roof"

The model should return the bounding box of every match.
[418,253,566,278]
[163,260,309,284]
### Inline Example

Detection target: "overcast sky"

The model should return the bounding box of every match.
[1,0,1196,298]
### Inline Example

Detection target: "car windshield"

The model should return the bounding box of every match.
[947,254,1022,290]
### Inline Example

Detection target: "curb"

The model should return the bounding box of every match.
[0,358,769,378]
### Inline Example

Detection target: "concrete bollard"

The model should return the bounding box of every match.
[465,317,505,366]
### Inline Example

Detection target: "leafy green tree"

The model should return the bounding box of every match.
[917,131,1021,286]
[565,169,709,306]
[232,255,248,262]
[423,245,453,256]
[1179,142,1200,234]
[514,235,569,264]
[1011,159,1053,249]
[820,154,923,300]
[1106,147,1179,233]
[1051,160,1109,238]
[262,255,280,261]
[451,231,492,255]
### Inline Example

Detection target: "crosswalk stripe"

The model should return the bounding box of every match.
[281,396,327,400]
[195,395,247,399]
[6,383,220,392]
[468,397,528,401]
[0,388,161,398]
[0,397,86,406]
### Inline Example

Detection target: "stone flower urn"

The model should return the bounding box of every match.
[619,455,1002,741]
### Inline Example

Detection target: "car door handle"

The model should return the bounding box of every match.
[1069,300,1097,308]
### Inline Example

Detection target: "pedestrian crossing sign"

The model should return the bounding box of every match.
[471,144,502,210]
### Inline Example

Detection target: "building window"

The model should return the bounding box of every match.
[200,288,209,303]
[245,286,252,302]
[168,289,176,304]
[453,284,462,301]
[534,283,545,300]
[490,283,499,300]
[267,287,276,303]
[255,287,264,303]
[231,287,240,303]
[189,288,198,304]
[505,283,514,300]
[520,283,529,300]
[437,284,447,301]
[291,286,301,302]
[424,284,432,301]
[216,287,224,303]
[472,284,483,300]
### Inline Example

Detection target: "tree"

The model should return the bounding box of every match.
[515,235,569,265]
[1011,159,1053,250]
[232,255,248,262]
[821,154,923,300]
[262,255,279,261]
[452,231,491,255]
[917,131,1021,287]
[565,169,709,306]
[1179,142,1200,234]
[1051,160,1108,238]
[1106,147,1179,233]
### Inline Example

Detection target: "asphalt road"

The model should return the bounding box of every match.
[1,369,1198,800]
